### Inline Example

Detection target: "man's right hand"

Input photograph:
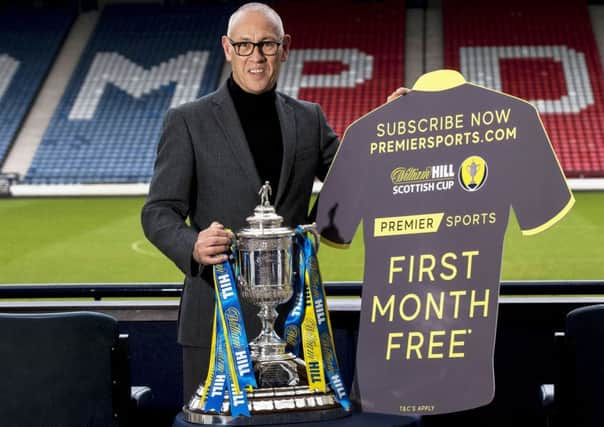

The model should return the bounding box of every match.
[193,221,233,265]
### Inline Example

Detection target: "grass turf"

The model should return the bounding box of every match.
[0,193,602,284]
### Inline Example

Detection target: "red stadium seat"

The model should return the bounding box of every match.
[274,0,405,138]
[443,0,604,177]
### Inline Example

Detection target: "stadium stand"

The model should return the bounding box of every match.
[24,4,233,184]
[443,0,604,177]
[22,0,404,185]
[0,9,74,166]
[274,0,405,138]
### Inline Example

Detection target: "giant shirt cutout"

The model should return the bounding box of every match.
[316,70,574,415]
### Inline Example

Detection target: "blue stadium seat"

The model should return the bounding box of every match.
[0,9,74,164]
[0,311,150,426]
[25,4,234,184]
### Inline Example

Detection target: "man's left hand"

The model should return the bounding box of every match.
[387,87,411,103]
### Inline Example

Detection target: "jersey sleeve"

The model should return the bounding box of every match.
[510,103,575,235]
[315,124,365,246]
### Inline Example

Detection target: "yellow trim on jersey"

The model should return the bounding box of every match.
[412,69,466,91]
[461,77,576,238]
[521,196,575,236]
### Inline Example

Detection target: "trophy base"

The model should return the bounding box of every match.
[253,352,301,388]
[183,385,350,425]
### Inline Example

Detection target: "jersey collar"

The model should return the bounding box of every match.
[412,69,466,91]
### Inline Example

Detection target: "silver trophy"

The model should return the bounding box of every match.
[184,182,349,425]
[237,181,300,388]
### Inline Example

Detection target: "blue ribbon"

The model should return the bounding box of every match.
[214,261,256,390]
[284,229,307,356]
[226,378,249,417]
[303,235,351,410]
[203,257,256,417]
[288,228,352,410]
[203,308,227,413]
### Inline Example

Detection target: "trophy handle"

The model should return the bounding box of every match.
[229,232,241,278]
[300,222,320,253]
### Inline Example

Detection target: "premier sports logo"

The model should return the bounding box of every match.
[458,156,488,192]
[390,164,455,195]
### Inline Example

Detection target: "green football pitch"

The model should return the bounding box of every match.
[1,192,603,284]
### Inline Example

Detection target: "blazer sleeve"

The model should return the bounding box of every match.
[141,108,200,277]
[307,104,339,222]
[316,104,339,181]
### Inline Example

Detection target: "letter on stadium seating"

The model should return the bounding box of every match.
[0,54,19,101]
[68,51,210,120]
[459,45,593,113]
[277,48,373,98]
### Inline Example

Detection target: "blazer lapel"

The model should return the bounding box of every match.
[211,85,262,191]
[275,94,297,206]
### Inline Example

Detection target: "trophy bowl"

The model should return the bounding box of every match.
[236,231,294,306]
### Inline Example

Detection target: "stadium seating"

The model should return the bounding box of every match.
[541,305,604,427]
[24,4,233,184]
[0,311,146,426]
[16,0,604,182]
[25,1,405,184]
[0,9,74,165]
[274,0,405,138]
[443,0,604,177]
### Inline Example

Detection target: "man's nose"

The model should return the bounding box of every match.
[250,44,266,60]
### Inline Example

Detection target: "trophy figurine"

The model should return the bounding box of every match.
[183,182,350,425]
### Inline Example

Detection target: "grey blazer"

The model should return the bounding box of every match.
[141,83,338,347]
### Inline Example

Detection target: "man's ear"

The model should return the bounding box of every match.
[280,34,291,61]
[221,35,233,62]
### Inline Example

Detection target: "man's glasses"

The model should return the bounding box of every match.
[228,38,281,56]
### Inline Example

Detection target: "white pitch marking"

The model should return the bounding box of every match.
[131,239,161,258]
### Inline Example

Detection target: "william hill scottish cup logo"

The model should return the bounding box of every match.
[390,164,455,195]
[459,156,488,192]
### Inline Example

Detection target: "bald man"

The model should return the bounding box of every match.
[141,2,339,401]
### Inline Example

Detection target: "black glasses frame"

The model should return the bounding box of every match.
[227,38,282,56]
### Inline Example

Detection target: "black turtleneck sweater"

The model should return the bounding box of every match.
[228,77,283,200]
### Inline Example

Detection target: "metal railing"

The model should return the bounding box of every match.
[1,280,604,300]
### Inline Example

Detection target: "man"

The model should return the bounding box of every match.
[142,2,408,402]
[141,2,339,402]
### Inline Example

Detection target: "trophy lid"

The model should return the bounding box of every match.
[238,182,295,238]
